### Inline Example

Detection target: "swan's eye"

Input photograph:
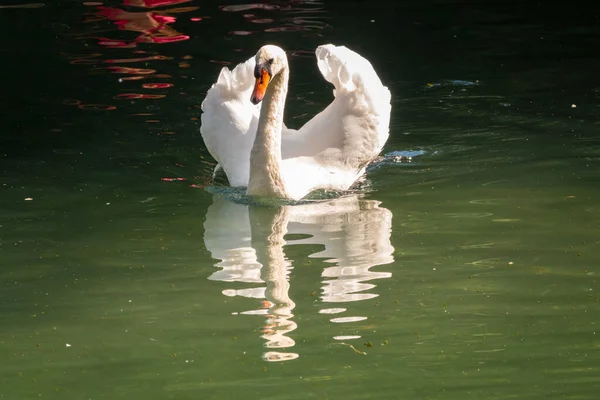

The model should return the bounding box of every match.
[267,58,274,65]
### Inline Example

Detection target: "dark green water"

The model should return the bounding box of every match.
[1,1,600,399]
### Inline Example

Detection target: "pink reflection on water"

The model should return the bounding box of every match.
[220,4,280,12]
[101,41,133,48]
[242,13,274,24]
[68,0,198,114]
[94,4,193,48]
[229,30,253,36]
[161,177,187,181]
[114,93,166,99]
[104,55,171,64]
[264,26,309,32]
[107,66,156,74]
[68,53,103,65]
[63,98,116,111]
[85,37,136,49]
[124,0,191,7]
[142,83,173,89]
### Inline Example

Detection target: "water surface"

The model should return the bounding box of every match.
[1,1,599,399]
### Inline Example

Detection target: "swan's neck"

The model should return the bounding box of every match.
[248,68,289,198]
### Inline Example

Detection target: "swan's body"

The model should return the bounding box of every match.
[200,44,391,200]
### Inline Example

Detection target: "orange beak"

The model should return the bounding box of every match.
[251,69,270,105]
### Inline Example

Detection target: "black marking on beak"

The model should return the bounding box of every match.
[254,62,272,79]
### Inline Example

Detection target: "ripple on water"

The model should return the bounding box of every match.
[330,316,368,323]
[219,0,328,34]
[107,66,156,75]
[114,93,166,99]
[204,185,355,207]
[319,308,347,314]
[77,104,117,110]
[141,83,174,89]
[445,212,494,219]
[333,335,361,340]
[0,3,45,8]
[262,352,299,362]
[64,1,197,116]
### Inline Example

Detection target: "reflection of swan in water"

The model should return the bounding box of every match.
[203,193,394,361]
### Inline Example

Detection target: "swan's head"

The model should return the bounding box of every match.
[251,45,287,105]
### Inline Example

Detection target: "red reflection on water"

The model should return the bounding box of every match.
[220,4,280,12]
[114,93,166,99]
[243,14,274,24]
[95,5,191,48]
[94,39,135,48]
[142,83,173,89]
[67,0,199,114]
[107,66,156,74]
[264,26,308,32]
[104,55,170,64]
[68,53,103,65]
[124,0,191,7]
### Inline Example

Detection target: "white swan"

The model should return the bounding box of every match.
[200,44,391,200]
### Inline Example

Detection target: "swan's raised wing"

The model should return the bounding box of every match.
[200,57,260,186]
[282,45,391,177]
